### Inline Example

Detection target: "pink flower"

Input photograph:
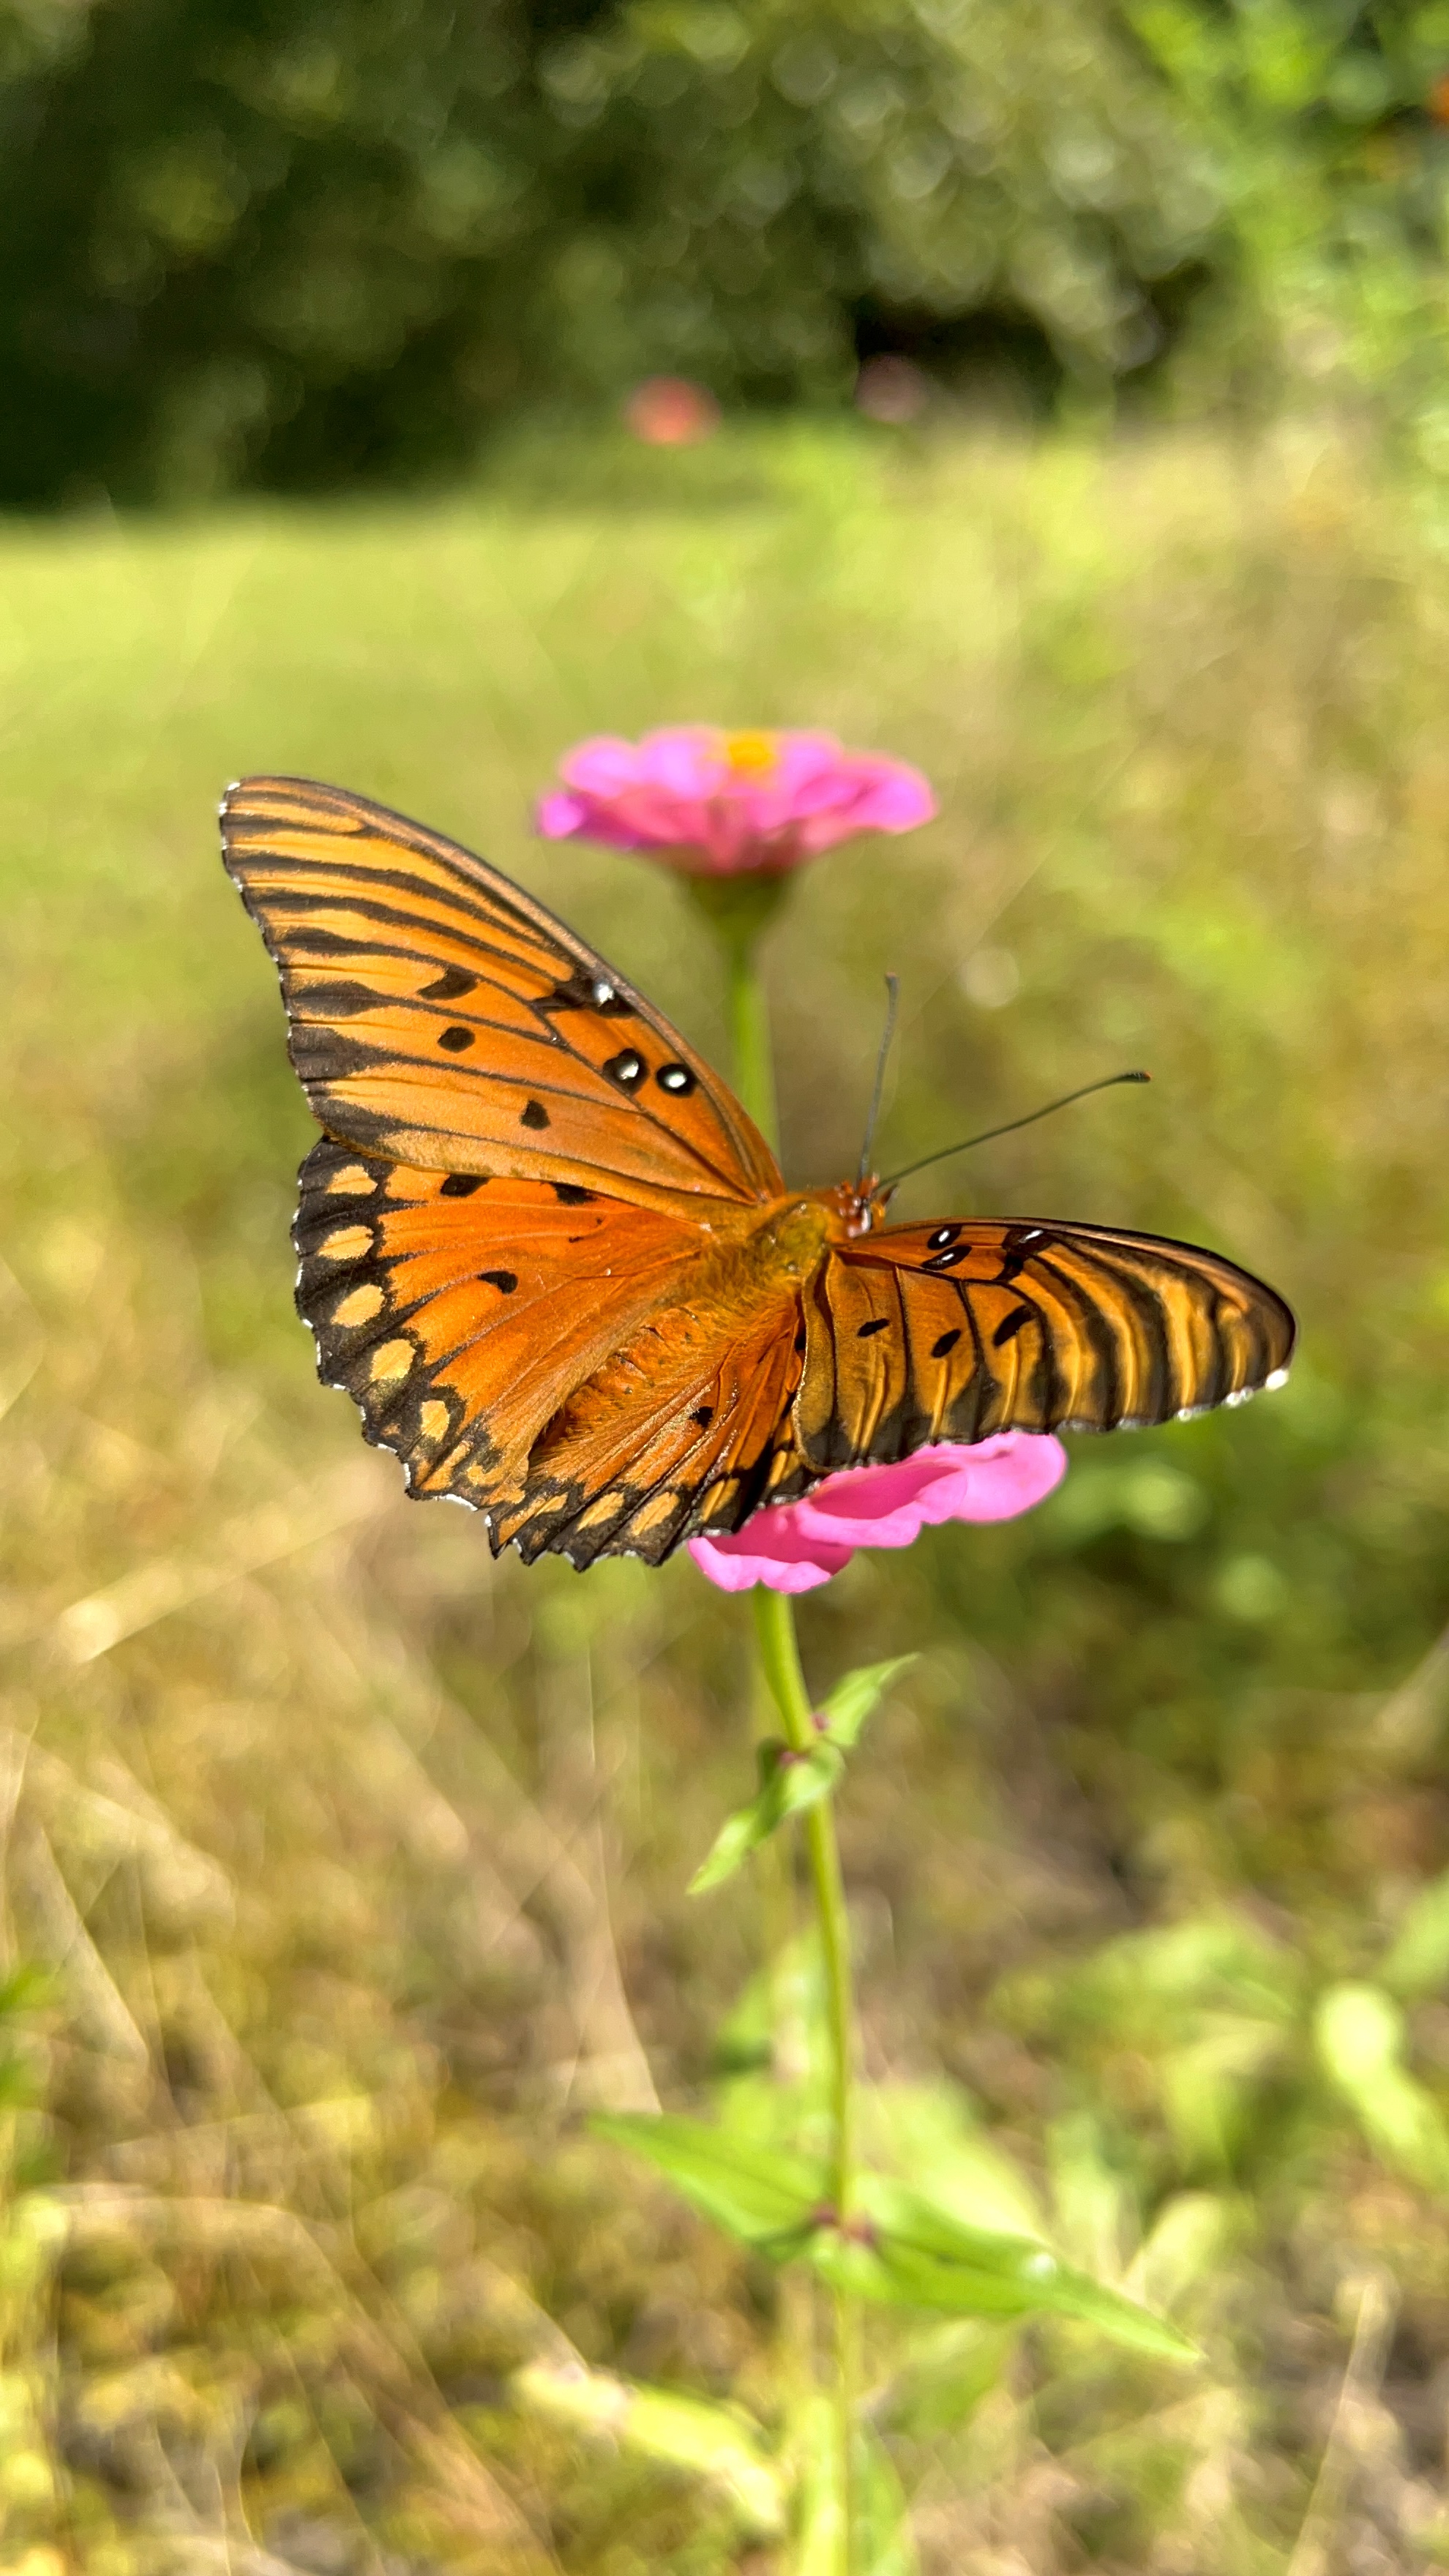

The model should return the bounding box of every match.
[625,377,720,446]
[536,727,936,877]
[689,1435,1068,1595]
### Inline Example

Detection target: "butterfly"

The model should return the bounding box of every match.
[222,776,1295,1569]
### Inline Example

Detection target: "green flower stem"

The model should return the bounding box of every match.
[750,1587,856,2225]
[752,1584,860,2571]
[694,876,858,2572]
[687,869,788,1154]
[722,926,779,1151]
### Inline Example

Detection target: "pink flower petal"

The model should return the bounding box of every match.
[558,735,645,797]
[689,1435,1067,1592]
[534,728,937,877]
[634,728,724,798]
[847,758,937,833]
[687,1527,852,1593]
[535,789,591,839]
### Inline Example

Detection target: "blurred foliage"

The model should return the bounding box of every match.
[1,421,1449,2561]
[1131,1,1449,473]
[8,0,1449,501]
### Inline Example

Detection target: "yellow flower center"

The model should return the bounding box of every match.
[720,730,779,778]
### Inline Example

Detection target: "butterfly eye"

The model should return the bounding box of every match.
[656,1062,696,1096]
[604,1050,647,1090]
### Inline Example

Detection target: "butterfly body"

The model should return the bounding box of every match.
[224,776,1295,1568]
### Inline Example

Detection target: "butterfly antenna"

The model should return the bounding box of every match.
[880,1069,1150,1191]
[857,973,900,1188]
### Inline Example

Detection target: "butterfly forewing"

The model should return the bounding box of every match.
[222,776,781,1216]
[797,1216,1295,1471]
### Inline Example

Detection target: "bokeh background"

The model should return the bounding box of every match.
[4,5,1449,2571]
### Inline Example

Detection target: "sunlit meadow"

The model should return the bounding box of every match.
[2,422,1449,2572]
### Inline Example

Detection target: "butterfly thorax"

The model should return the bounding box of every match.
[724,1194,846,1297]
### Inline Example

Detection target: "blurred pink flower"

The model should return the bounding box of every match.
[626,377,720,446]
[536,727,936,877]
[689,1435,1068,1594]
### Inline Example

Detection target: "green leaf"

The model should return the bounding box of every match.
[512,2361,785,2539]
[864,2076,1046,2240]
[596,2123,1197,2356]
[713,1931,833,2113]
[1315,1982,1449,2192]
[1125,2190,1234,2316]
[689,1739,843,1893]
[807,2179,1199,2359]
[855,2425,920,2575]
[871,2319,1016,2438]
[817,1655,917,1750]
[1159,2020,1284,2173]
[1380,1870,1449,1999]
[593,2113,828,2256]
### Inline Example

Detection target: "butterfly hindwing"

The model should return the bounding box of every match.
[296,1138,706,1511]
[295,1137,804,1565]
[796,1216,1295,1470]
[493,1295,804,1568]
[223,776,781,1216]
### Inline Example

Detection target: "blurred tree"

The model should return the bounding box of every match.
[2,0,1448,502]
[1128,1,1449,471]
[0,0,1207,501]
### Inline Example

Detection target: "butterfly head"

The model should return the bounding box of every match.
[825,1177,893,1238]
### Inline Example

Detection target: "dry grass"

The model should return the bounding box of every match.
[2,422,1449,2570]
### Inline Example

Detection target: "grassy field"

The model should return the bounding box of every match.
[3,422,1449,2573]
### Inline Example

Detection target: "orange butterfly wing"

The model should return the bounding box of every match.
[293,1137,802,1565]
[794,1215,1296,1472]
[225,776,800,1565]
[221,776,781,1216]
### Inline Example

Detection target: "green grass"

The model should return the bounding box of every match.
[3,421,1449,2570]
